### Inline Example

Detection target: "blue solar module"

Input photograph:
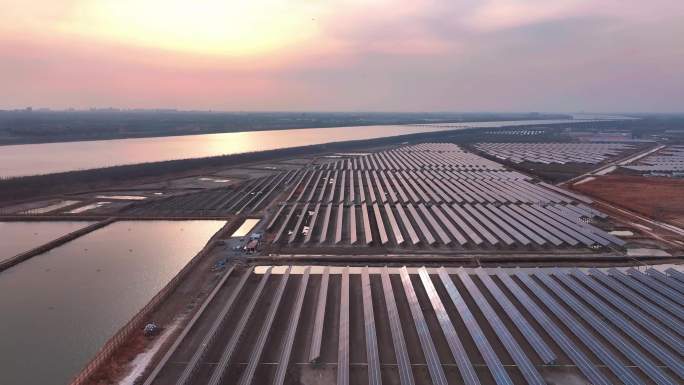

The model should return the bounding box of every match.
[458,269,546,385]
[540,270,678,385]
[608,268,684,319]
[238,267,291,385]
[273,268,311,385]
[337,267,350,385]
[495,269,611,385]
[517,271,643,385]
[380,267,415,385]
[309,266,330,363]
[208,267,273,385]
[362,267,382,385]
[473,268,556,364]
[627,268,684,304]
[647,268,684,294]
[437,268,512,385]
[399,267,448,385]
[571,269,684,356]
[589,268,684,337]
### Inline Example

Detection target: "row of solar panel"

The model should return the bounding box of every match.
[268,202,624,248]
[474,143,634,165]
[283,168,581,206]
[125,170,296,216]
[145,266,684,385]
[319,144,505,171]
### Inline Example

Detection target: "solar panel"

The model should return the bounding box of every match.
[498,205,561,246]
[430,205,467,245]
[339,170,346,203]
[172,266,245,385]
[407,204,436,245]
[588,268,684,336]
[381,171,398,203]
[273,267,310,385]
[297,170,317,202]
[267,204,286,231]
[474,269,556,364]
[337,267,350,385]
[273,204,298,244]
[417,204,451,245]
[309,266,330,363]
[556,270,684,379]
[349,205,358,245]
[349,169,356,203]
[238,267,291,385]
[666,268,684,283]
[325,171,337,203]
[440,204,483,245]
[207,267,273,385]
[413,268,481,385]
[646,268,684,294]
[458,269,545,385]
[373,171,388,203]
[530,205,602,246]
[570,269,683,356]
[437,268,512,385]
[608,268,684,319]
[251,172,290,212]
[335,203,344,244]
[317,171,331,202]
[475,204,529,245]
[380,267,415,385]
[366,171,378,203]
[517,271,642,385]
[362,267,382,385]
[358,170,366,203]
[318,203,333,244]
[515,205,580,246]
[289,203,310,244]
[373,202,389,245]
[304,203,321,244]
[486,204,544,245]
[399,267,448,385]
[495,269,611,385]
[384,203,405,245]
[395,204,419,245]
[627,268,684,304]
[464,204,514,245]
[362,203,373,244]
[449,204,495,245]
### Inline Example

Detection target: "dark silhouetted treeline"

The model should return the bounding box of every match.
[0,110,569,145]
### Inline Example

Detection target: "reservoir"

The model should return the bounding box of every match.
[0,221,93,262]
[0,220,225,385]
[0,119,585,178]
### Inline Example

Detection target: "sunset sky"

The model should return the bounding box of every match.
[1,0,683,112]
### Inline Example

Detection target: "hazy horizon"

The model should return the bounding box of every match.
[2,1,683,112]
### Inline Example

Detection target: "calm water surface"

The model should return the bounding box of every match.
[0,221,92,262]
[0,220,225,385]
[0,119,585,177]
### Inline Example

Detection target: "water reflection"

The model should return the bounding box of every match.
[0,220,225,385]
[0,221,92,262]
[0,119,586,177]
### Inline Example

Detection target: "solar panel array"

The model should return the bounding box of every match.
[267,143,623,249]
[123,170,297,216]
[623,145,684,175]
[474,143,634,164]
[145,265,684,385]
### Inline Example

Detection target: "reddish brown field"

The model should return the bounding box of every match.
[573,175,684,226]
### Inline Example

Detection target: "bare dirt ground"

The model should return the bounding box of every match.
[572,175,684,227]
